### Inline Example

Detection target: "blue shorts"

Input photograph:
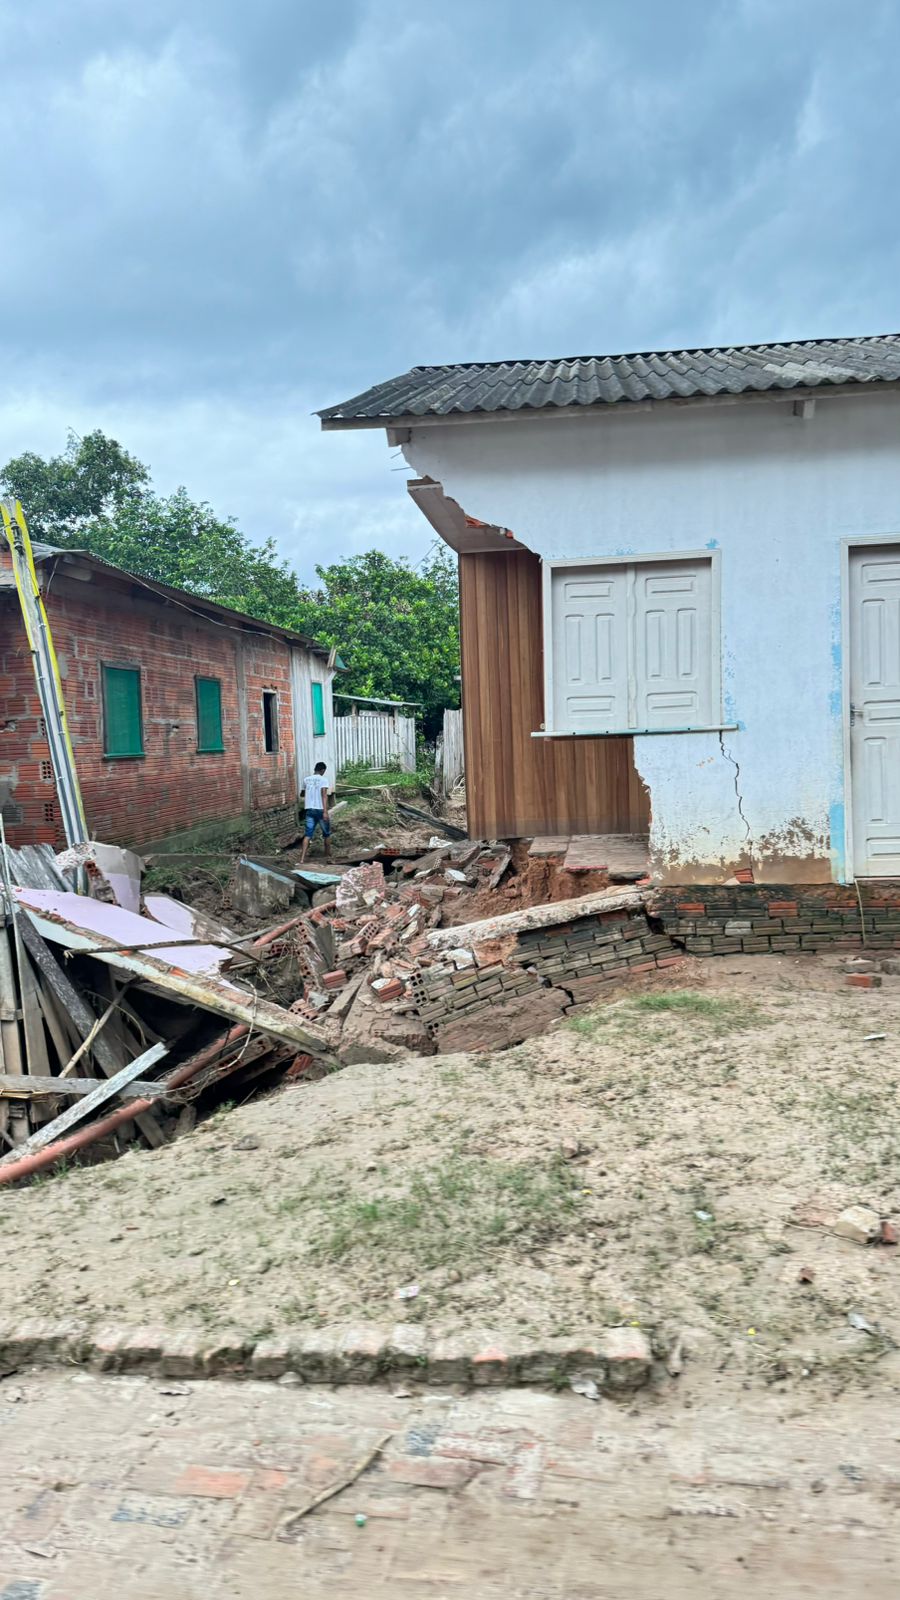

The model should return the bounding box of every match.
[304,809,331,839]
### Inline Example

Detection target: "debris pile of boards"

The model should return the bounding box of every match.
[0,841,330,1183]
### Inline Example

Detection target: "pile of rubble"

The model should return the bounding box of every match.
[0,825,683,1184]
[255,835,681,1063]
[0,841,333,1184]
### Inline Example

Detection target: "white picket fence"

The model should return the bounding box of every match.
[335,710,417,774]
[435,707,464,795]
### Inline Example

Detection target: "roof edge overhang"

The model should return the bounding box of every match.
[36,549,335,659]
[407,478,528,556]
[320,376,900,434]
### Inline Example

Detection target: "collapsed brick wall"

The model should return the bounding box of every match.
[409,909,683,1052]
[650,884,900,954]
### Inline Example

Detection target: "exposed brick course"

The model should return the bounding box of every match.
[410,908,682,1046]
[650,883,900,957]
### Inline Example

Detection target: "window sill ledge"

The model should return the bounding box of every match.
[103,752,146,761]
[531,724,739,739]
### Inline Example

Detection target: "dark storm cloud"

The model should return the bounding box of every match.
[0,0,898,577]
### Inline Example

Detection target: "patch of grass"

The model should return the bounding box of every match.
[625,990,755,1022]
[308,1152,581,1273]
[566,989,760,1041]
[30,1159,73,1187]
[566,1011,612,1038]
[337,758,428,795]
[819,1086,900,1182]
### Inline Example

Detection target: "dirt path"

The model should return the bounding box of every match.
[4,953,900,1394]
[0,1367,897,1598]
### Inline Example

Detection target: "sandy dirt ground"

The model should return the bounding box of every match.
[5,953,900,1394]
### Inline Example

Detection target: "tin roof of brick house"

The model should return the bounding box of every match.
[0,540,339,660]
[318,333,900,426]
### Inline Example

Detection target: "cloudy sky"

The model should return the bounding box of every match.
[2,0,899,579]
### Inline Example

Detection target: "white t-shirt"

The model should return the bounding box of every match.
[304,773,328,810]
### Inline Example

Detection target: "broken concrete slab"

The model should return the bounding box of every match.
[338,980,433,1064]
[144,894,237,947]
[233,859,297,919]
[55,841,144,914]
[294,868,345,891]
[427,887,645,953]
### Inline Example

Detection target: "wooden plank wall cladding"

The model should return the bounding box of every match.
[458,550,650,840]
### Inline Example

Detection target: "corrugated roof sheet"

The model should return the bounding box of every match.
[319,334,900,423]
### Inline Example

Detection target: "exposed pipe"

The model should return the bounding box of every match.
[251,913,308,950]
[0,1022,249,1187]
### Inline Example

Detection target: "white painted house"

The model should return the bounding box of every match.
[321,336,900,885]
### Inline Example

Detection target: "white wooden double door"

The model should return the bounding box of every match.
[850,546,900,877]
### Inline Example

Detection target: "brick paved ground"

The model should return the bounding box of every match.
[0,1369,898,1598]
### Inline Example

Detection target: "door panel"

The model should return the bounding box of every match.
[850,547,900,876]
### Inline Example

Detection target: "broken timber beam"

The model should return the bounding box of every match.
[426,887,646,952]
[15,889,330,1056]
[394,802,467,840]
[0,1073,170,1100]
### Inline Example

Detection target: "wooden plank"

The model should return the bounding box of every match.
[427,886,645,951]
[16,946,52,1123]
[0,924,23,1078]
[0,1042,167,1166]
[35,975,82,1063]
[18,918,167,1148]
[0,1074,169,1099]
[394,802,466,840]
[528,836,570,857]
[458,552,651,839]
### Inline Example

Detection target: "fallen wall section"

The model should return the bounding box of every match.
[410,908,682,1052]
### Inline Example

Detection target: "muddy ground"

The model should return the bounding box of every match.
[5,953,900,1392]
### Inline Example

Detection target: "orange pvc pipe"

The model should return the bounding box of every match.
[251,914,307,950]
[0,1023,249,1187]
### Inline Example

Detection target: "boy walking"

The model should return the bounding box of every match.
[299,761,332,863]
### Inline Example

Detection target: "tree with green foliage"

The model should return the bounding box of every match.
[1,430,302,624]
[2,430,149,541]
[0,431,461,736]
[295,549,460,738]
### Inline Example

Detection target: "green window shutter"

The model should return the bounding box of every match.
[311,681,326,736]
[102,666,143,758]
[196,676,224,752]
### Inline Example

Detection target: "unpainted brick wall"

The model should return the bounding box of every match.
[0,574,299,847]
[650,885,900,954]
[409,910,682,1040]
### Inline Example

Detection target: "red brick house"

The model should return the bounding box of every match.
[0,542,337,849]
